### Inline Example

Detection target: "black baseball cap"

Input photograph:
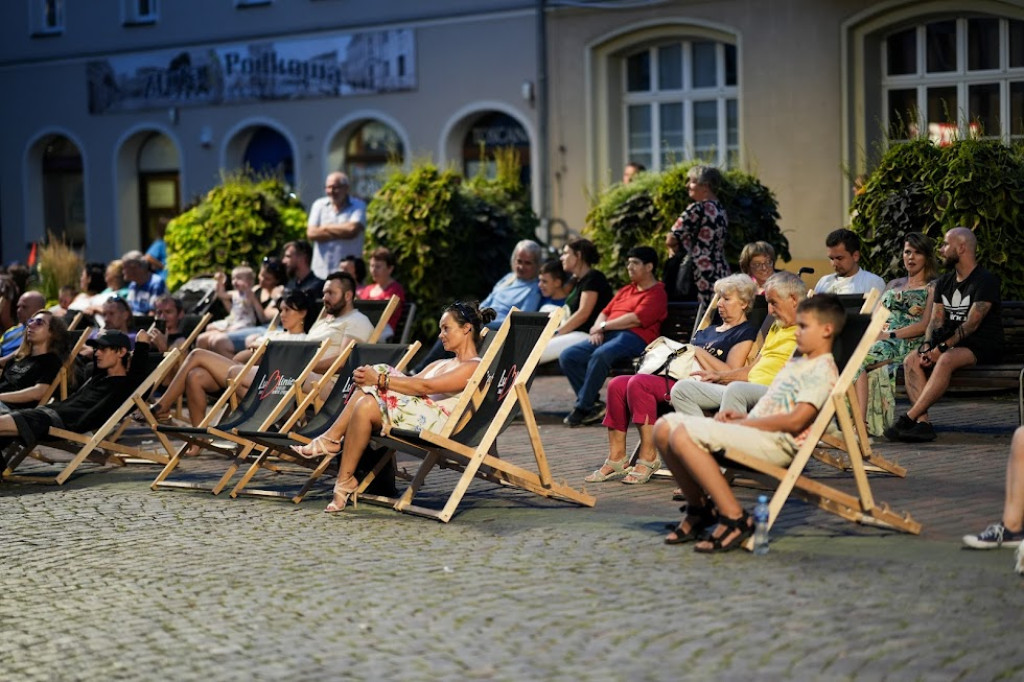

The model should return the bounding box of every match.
[86,330,131,350]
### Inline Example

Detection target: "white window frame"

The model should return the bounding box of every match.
[621,40,739,171]
[123,0,159,25]
[882,16,1024,144]
[31,0,64,36]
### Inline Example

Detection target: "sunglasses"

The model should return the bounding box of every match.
[27,317,48,327]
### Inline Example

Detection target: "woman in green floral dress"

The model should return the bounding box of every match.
[855,232,937,436]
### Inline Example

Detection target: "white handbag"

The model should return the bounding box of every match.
[635,337,697,380]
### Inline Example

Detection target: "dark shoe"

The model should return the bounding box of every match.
[563,408,586,427]
[962,522,1024,550]
[694,510,755,553]
[581,401,607,426]
[665,504,718,545]
[883,414,915,441]
[898,419,937,443]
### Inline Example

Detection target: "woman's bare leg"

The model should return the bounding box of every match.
[155,349,237,414]
[326,394,383,511]
[854,371,869,423]
[1004,426,1024,532]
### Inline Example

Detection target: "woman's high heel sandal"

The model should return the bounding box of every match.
[290,435,341,460]
[325,479,358,513]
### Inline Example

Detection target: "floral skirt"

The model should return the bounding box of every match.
[862,337,916,437]
[358,364,458,432]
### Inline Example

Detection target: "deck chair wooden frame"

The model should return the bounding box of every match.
[2,349,185,485]
[226,341,421,501]
[806,292,906,478]
[720,304,921,543]
[35,327,93,406]
[355,296,400,344]
[363,309,595,522]
[148,338,329,495]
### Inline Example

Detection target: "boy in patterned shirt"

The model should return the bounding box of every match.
[654,294,845,553]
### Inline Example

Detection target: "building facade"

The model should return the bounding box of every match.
[2,0,1023,273]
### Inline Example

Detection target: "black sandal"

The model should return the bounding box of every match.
[664,504,717,545]
[694,510,754,553]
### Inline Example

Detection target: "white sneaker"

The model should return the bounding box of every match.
[1015,542,1024,576]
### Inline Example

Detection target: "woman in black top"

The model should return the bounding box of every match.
[539,239,614,364]
[0,310,71,412]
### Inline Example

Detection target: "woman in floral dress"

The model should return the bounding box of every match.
[670,165,732,306]
[291,301,495,513]
[855,232,937,436]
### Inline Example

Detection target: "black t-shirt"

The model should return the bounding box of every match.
[564,269,614,330]
[0,352,62,409]
[933,265,1002,355]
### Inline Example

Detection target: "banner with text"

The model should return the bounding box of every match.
[87,29,415,114]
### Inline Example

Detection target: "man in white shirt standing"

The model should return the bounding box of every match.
[307,172,367,280]
[813,228,885,295]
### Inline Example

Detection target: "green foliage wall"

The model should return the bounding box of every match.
[366,158,539,340]
[850,138,1024,298]
[585,161,788,286]
[164,174,307,290]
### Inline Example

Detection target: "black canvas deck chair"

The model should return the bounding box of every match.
[721,304,921,542]
[226,341,421,501]
[353,296,400,343]
[149,338,329,495]
[2,349,185,485]
[365,310,595,522]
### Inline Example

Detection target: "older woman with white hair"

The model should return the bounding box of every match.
[669,164,732,306]
[585,273,758,485]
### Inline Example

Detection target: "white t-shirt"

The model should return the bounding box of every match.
[308,308,374,348]
[307,196,367,279]
[814,268,885,295]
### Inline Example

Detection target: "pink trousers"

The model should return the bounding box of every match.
[602,373,675,432]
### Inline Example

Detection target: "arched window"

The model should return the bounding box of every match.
[622,39,738,169]
[461,112,530,186]
[344,120,404,198]
[137,133,179,247]
[41,135,85,246]
[883,16,1024,143]
[242,127,294,186]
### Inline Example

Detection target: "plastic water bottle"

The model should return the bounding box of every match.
[752,495,770,555]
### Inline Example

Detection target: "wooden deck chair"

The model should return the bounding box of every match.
[398,302,417,345]
[35,327,92,406]
[720,304,921,543]
[806,292,906,478]
[354,296,400,343]
[364,310,595,522]
[149,338,329,494]
[227,341,421,501]
[2,349,185,485]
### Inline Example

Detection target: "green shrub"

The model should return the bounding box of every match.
[366,156,539,341]
[585,161,788,286]
[164,173,306,290]
[850,138,1024,298]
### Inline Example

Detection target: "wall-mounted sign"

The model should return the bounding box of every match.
[87,29,415,114]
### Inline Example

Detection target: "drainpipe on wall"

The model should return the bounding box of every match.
[536,0,550,245]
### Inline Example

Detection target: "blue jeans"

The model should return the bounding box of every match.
[559,330,648,410]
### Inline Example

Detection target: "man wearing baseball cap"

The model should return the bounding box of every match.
[0,328,154,453]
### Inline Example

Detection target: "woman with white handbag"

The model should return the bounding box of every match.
[584,274,758,484]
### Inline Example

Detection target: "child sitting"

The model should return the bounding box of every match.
[206,265,259,333]
[654,294,846,553]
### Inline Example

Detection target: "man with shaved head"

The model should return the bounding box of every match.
[307,171,367,280]
[0,291,45,356]
[886,226,1003,442]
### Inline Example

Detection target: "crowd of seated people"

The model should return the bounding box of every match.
[2,200,1020,572]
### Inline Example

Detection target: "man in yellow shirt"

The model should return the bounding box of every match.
[670,271,804,416]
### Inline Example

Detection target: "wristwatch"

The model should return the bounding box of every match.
[889,331,897,340]
[937,342,949,353]
[599,321,607,331]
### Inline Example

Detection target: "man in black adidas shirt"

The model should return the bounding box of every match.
[887,227,1002,442]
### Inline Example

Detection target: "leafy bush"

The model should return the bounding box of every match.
[164,173,307,290]
[850,138,1024,298]
[36,232,83,302]
[585,161,788,286]
[366,155,539,340]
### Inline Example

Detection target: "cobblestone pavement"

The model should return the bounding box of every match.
[3,377,1023,680]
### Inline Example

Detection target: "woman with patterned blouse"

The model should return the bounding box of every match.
[669,165,732,306]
